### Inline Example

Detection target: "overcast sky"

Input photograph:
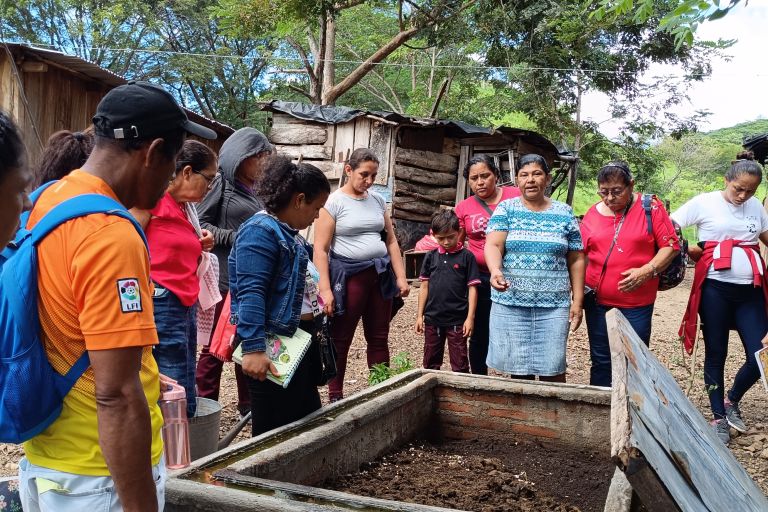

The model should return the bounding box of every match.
[581,2,768,138]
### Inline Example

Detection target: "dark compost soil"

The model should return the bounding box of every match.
[324,437,614,512]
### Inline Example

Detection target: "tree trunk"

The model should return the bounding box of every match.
[322,15,336,104]
[566,75,583,206]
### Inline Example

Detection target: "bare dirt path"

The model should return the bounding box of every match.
[3,274,767,498]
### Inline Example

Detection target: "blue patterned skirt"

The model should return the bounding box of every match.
[487,302,569,376]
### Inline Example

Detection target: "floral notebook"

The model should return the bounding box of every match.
[232,328,313,388]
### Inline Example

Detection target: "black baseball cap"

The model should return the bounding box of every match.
[92,81,217,141]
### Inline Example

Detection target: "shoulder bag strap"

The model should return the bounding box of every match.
[595,197,632,294]
[473,194,494,216]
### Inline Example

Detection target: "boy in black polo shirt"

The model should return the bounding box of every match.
[415,210,480,372]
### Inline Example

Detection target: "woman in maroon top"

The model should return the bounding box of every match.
[132,140,218,416]
[454,154,520,374]
[580,161,679,387]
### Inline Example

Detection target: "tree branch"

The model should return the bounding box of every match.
[323,26,419,104]
[288,84,314,101]
[286,35,316,81]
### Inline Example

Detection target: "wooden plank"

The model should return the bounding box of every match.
[275,144,332,160]
[395,147,457,173]
[394,164,457,187]
[271,112,313,125]
[302,160,343,179]
[370,122,392,185]
[455,146,470,205]
[269,125,328,145]
[393,196,443,216]
[624,411,695,512]
[394,179,456,202]
[353,117,371,150]
[606,310,768,512]
[334,122,356,163]
[392,208,432,224]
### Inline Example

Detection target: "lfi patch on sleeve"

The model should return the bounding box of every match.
[117,278,143,313]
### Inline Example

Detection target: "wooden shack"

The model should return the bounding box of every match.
[0,43,232,166]
[262,100,564,250]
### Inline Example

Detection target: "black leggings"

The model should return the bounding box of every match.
[248,320,322,436]
[699,279,768,419]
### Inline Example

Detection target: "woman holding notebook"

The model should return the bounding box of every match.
[228,156,330,436]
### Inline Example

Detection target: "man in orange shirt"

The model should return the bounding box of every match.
[18,82,216,512]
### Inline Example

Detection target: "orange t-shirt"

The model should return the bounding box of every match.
[22,170,164,476]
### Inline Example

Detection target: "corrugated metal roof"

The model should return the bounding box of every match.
[4,43,233,136]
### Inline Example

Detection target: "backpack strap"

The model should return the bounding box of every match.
[30,194,148,249]
[25,194,147,387]
[19,180,58,230]
[641,194,653,235]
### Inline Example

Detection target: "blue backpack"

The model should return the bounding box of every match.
[0,182,147,443]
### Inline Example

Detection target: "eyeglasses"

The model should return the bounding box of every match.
[193,170,218,189]
[597,186,628,198]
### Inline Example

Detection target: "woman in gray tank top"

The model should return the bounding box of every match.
[314,148,410,401]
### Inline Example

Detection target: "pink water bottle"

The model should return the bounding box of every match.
[159,377,190,469]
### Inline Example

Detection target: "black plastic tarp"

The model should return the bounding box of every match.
[744,133,768,164]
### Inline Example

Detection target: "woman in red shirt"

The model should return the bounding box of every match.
[580,161,679,387]
[454,154,520,374]
[133,140,218,416]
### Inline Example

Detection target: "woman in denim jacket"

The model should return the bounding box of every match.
[229,156,330,435]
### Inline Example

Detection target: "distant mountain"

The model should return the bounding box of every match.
[703,119,768,145]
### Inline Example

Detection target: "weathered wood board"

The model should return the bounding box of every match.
[394,164,457,187]
[394,179,456,203]
[334,122,356,163]
[275,144,333,160]
[269,125,328,145]
[395,147,458,174]
[370,122,392,185]
[454,146,470,205]
[607,309,768,512]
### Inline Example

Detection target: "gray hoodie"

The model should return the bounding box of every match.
[197,127,273,292]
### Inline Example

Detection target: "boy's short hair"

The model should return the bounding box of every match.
[431,209,460,234]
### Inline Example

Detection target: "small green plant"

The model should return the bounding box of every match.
[368,351,414,385]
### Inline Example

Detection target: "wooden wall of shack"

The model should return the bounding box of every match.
[266,112,560,250]
[0,48,228,169]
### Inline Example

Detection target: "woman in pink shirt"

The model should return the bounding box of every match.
[454,154,520,374]
[580,161,679,387]
[133,140,218,416]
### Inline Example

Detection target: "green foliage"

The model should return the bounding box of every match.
[368,352,414,385]
[593,0,743,49]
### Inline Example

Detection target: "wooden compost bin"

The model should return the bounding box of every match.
[166,371,618,511]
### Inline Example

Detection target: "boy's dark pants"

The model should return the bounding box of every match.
[423,324,469,372]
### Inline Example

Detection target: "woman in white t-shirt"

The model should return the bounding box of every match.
[314,148,410,401]
[672,159,768,444]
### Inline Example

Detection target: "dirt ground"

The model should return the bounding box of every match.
[325,437,613,512]
[3,273,768,501]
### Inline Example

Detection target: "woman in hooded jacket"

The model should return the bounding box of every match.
[195,127,274,417]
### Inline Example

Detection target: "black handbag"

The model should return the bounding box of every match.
[315,316,337,386]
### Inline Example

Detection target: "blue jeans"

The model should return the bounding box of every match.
[153,287,197,417]
[584,296,653,387]
[699,279,768,419]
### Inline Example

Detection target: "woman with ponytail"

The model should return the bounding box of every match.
[229,156,331,435]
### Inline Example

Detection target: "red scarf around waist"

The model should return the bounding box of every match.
[679,240,768,354]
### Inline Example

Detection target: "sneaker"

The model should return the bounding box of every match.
[725,401,747,433]
[711,419,730,444]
